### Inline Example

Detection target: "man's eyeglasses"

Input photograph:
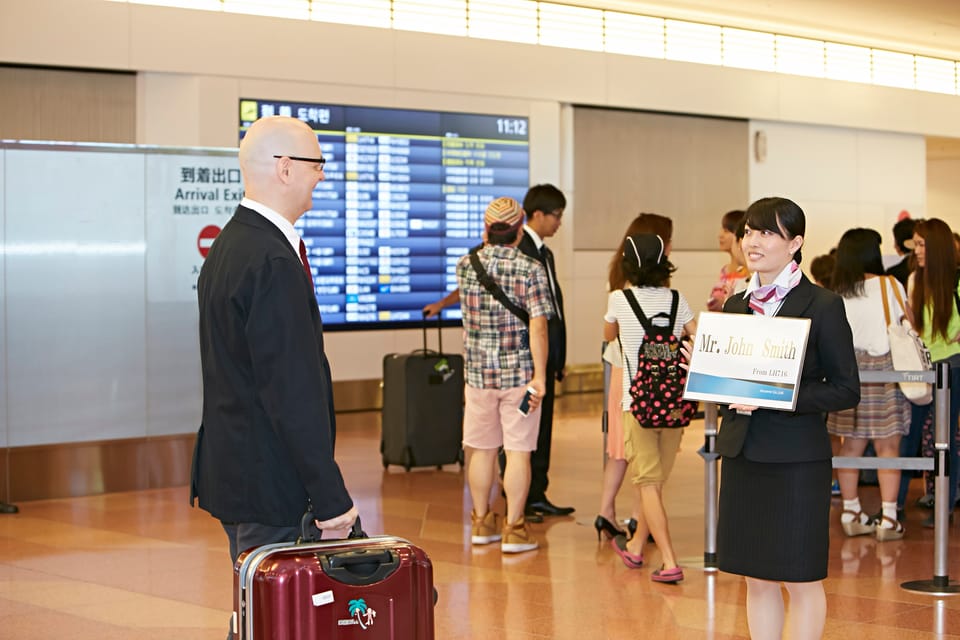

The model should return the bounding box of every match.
[545,209,563,220]
[273,155,326,169]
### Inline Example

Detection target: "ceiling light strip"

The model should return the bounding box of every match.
[104,0,960,96]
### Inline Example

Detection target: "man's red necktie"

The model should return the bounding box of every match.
[298,239,315,291]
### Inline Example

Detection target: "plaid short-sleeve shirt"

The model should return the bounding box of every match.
[456,245,554,389]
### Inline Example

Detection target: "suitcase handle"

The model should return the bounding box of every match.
[421,310,443,356]
[298,510,368,543]
[318,548,400,585]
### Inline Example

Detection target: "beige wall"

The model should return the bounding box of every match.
[926,137,960,230]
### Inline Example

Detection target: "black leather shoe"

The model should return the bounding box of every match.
[0,502,18,514]
[922,512,954,529]
[526,498,574,517]
[522,506,544,523]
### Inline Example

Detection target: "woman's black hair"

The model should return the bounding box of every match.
[621,255,676,287]
[831,227,884,297]
[743,197,806,265]
[911,218,959,340]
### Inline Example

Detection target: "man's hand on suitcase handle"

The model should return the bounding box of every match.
[422,302,442,319]
[315,505,360,533]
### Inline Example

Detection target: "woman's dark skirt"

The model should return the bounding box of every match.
[717,455,832,582]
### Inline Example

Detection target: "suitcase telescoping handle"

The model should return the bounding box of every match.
[298,509,367,543]
[420,309,443,356]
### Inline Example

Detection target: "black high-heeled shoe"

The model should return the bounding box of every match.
[594,515,626,541]
[626,518,638,539]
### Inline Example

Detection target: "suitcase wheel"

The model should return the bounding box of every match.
[382,449,414,471]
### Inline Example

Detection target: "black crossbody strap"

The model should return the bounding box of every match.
[469,251,529,325]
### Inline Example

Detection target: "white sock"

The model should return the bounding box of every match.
[841,498,865,524]
[879,501,898,528]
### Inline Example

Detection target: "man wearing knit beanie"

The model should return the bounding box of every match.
[457,196,553,554]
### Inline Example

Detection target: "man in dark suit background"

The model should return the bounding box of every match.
[886,217,916,288]
[424,184,574,520]
[515,184,573,519]
[191,116,357,637]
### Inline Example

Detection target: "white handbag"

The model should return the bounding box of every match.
[880,276,933,405]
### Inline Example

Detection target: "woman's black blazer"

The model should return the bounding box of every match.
[715,275,861,463]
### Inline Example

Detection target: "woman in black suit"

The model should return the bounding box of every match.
[716,198,860,640]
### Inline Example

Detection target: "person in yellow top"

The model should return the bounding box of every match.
[900,218,960,525]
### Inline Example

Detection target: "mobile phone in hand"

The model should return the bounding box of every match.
[518,386,537,416]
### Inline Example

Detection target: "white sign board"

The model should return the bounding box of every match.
[683,312,811,410]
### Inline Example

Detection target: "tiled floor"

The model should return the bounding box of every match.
[1,392,959,638]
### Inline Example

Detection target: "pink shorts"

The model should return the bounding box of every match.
[463,384,541,452]
[606,365,626,460]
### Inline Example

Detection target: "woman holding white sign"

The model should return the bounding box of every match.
[715,197,860,640]
[826,228,911,541]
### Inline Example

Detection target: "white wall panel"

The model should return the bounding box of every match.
[856,133,927,204]
[143,151,240,436]
[749,123,859,202]
[748,121,926,271]
[5,149,147,446]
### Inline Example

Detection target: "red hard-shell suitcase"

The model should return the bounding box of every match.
[234,522,435,639]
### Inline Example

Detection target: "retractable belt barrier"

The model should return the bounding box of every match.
[700,362,958,594]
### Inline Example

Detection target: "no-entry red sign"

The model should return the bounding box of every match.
[197,225,221,258]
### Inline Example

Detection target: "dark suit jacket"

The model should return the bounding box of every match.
[715,275,860,463]
[518,232,566,374]
[190,204,353,525]
[886,255,912,289]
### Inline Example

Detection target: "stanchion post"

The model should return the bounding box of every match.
[933,360,951,587]
[902,360,959,595]
[699,402,720,571]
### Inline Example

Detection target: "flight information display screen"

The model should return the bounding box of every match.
[239,99,530,330]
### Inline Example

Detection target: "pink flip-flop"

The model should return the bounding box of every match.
[651,565,684,583]
[610,534,643,569]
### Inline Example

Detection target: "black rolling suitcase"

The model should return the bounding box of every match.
[381,316,464,471]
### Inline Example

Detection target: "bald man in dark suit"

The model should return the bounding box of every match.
[190,116,357,638]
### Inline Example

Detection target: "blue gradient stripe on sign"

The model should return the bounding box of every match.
[685,372,796,401]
